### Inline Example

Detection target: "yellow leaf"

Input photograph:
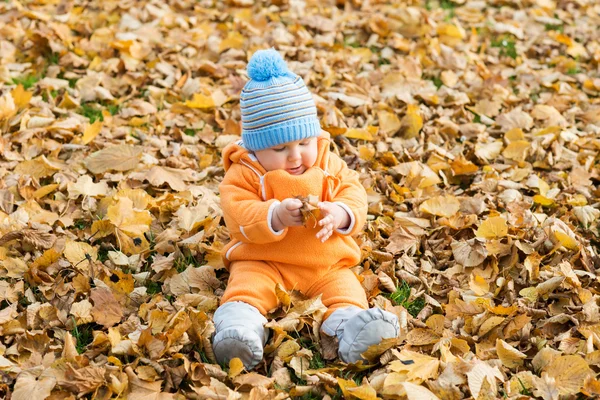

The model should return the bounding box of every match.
[567,194,587,206]
[106,198,152,237]
[347,384,378,400]
[504,128,524,142]
[478,316,505,337]
[419,195,460,218]
[276,340,300,360]
[451,156,479,175]
[426,314,446,335]
[378,110,401,135]
[389,350,440,384]
[103,269,135,297]
[14,156,61,179]
[0,93,16,121]
[58,92,80,109]
[469,274,490,296]
[129,116,148,126]
[476,216,508,240]
[115,188,152,210]
[228,357,245,379]
[31,248,61,269]
[519,287,538,303]
[33,184,59,199]
[534,126,561,137]
[81,120,102,145]
[219,32,245,53]
[116,230,150,255]
[351,47,373,63]
[322,126,347,137]
[90,220,115,240]
[487,304,518,315]
[401,382,440,400]
[546,355,593,395]
[184,93,215,109]
[554,230,579,250]
[533,194,555,207]
[2,258,28,278]
[358,145,375,161]
[175,204,210,232]
[437,23,465,46]
[337,378,358,399]
[503,140,530,162]
[361,336,405,362]
[275,283,291,308]
[10,84,33,109]
[567,42,588,58]
[400,104,423,139]
[107,356,122,366]
[437,23,464,38]
[496,339,527,369]
[555,33,573,46]
[64,240,98,270]
[344,128,373,141]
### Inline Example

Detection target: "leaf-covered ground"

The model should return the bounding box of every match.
[1,0,600,398]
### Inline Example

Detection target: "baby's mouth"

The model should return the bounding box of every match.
[287,165,304,174]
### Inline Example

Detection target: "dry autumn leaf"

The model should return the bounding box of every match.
[419,195,461,218]
[85,145,143,174]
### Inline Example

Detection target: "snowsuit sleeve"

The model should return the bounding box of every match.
[327,153,368,237]
[219,163,288,244]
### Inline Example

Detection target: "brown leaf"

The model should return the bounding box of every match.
[0,228,56,249]
[135,166,197,192]
[451,238,488,267]
[90,288,123,328]
[125,366,175,400]
[12,367,56,400]
[84,145,143,174]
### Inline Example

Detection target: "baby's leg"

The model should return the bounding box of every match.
[305,267,369,320]
[220,260,282,315]
[213,260,281,370]
[309,268,399,364]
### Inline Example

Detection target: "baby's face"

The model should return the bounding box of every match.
[254,137,318,175]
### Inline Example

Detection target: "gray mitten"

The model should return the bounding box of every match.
[212,301,269,370]
[322,307,399,364]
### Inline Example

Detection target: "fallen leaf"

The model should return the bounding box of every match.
[85,145,143,174]
[229,358,245,379]
[11,367,56,400]
[476,216,508,239]
[419,195,461,218]
[90,288,124,328]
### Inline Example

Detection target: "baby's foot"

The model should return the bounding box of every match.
[211,301,269,370]
[337,308,399,363]
[213,326,265,369]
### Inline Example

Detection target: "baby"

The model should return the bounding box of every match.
[213,49,399,369]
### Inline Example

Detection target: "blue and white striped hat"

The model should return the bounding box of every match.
[240,49,321,152]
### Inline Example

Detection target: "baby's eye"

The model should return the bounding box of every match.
[273,147,286,152]
[300,141,310,146]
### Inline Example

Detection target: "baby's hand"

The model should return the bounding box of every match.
[316,202,350,242]
[272,198,303,231]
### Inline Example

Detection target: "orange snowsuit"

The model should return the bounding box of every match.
[219,132,369,320]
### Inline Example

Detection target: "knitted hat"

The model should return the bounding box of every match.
[240,49,321,152]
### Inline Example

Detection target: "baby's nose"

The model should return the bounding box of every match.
[288,147,301,160]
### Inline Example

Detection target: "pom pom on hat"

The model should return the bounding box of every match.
[247,49,289,82]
